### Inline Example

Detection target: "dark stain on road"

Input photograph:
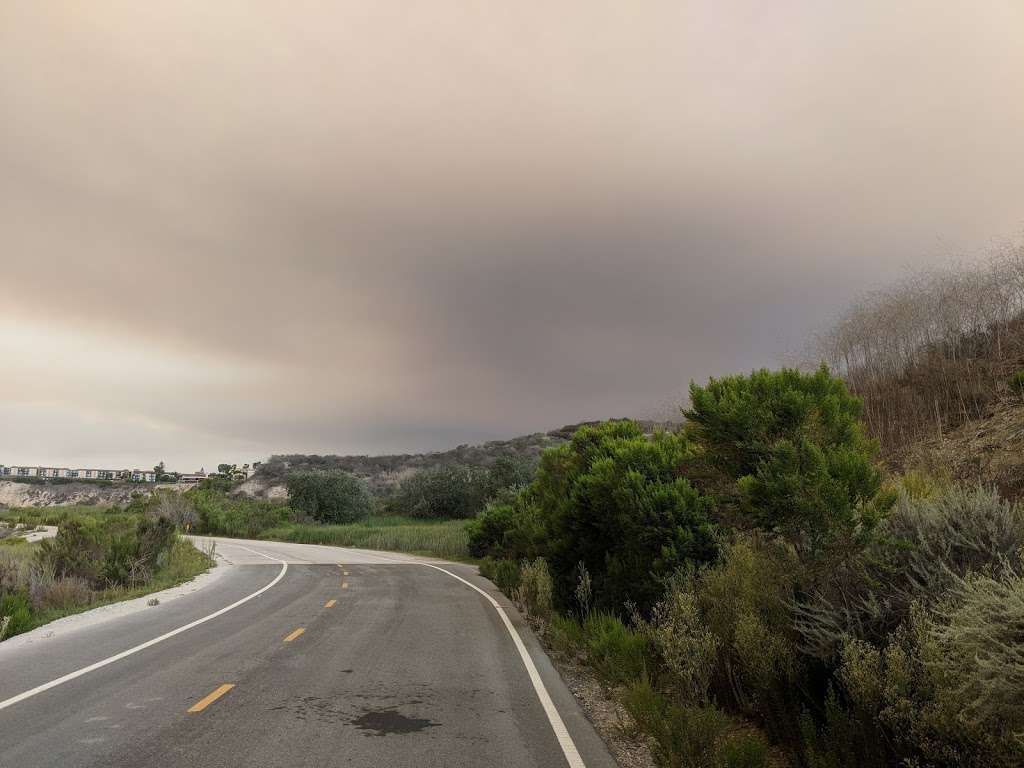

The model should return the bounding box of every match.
[351,708,439,736]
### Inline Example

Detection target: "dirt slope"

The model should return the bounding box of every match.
[894,395,1024,501]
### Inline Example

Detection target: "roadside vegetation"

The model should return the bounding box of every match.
[88,456,539,561]
[3,245,1019,762]
[474,365,1024,768]
[0,507,212,642]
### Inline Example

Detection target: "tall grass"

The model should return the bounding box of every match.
[262,516,470,560]
[0,505,131,527]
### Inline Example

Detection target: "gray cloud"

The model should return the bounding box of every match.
[1,1,1022,469]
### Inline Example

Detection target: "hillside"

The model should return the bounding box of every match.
[810,245,1024,500]
[0,480,152,508]
[241,419,675,497]
[894,394,1024,501]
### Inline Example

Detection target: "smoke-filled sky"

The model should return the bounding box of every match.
[1,2,1022,470]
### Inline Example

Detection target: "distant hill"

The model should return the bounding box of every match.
[242,419,677,497]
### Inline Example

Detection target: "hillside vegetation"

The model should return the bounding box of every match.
[244,420,673,497]
[474,368,1024,768]
[811,244,1023,461]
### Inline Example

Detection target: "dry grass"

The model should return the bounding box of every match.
[895,397,1024,501]
[810,243,1024,455]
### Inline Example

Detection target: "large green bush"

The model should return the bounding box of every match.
[466,490,545,560]
[189,489,293,537]
[685,366,891,562]
[794,486,1024,660]
[386,464,488,519]
[36,517,177,589]
[533,420,718,614]
[831,580,1024,768]
[286,470,371,524]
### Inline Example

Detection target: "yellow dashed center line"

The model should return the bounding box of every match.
[188,684,234,713]
[324,599,336,608]
[283,627,305,642]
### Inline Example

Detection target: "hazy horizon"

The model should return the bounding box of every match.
[2,2,1022,470]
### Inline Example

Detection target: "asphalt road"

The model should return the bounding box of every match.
[0,537,617,768]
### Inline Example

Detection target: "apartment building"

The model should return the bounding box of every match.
[0,465,156,482]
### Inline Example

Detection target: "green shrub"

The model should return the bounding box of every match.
[100,517,176,588]
[479,557,521,596]
[189,489,293,537]
[533,420,718,614]
[466,492,546,560]
[690,537,803,742]
[720,734,769,768]
[825,574,1024,768]
[582,611,651,684]
[794,486,1024,660]
[286,470,371,524]
[547,614,585,657]
[467,500,517,558]
[890,469,948,500]
[514,557,553,620]
[386,464,490,519]
[622,677,729,768]
[685,366,891,562]
[925,570,1024,764]
[0,591,32,639]
[640,586,719,703]
[480,455,536,497]
[1010,369,1024,398]
[36,520,108,585]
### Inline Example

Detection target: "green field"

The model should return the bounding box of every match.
[261,516,471,561]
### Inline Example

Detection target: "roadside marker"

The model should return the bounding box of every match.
[283,627,305,642]
[324,599,336,608]
[188,684,234,713]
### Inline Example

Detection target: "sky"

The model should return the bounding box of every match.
[1,1,1022,471]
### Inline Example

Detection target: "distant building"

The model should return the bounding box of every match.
[0,465,155,483]
[178,471,208,486]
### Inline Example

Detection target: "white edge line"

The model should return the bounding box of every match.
[417,563,586,768]
[0,543,287,712]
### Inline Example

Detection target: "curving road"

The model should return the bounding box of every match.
[0,537,616,767]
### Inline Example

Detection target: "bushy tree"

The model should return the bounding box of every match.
[387,464,488,519]
[481,456,536,496]
[533,420,718,614]
[685,366,891,562]
[286,470,371,524]
[466,488,545,559]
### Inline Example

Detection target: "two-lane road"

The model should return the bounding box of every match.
[0,537,616,767]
